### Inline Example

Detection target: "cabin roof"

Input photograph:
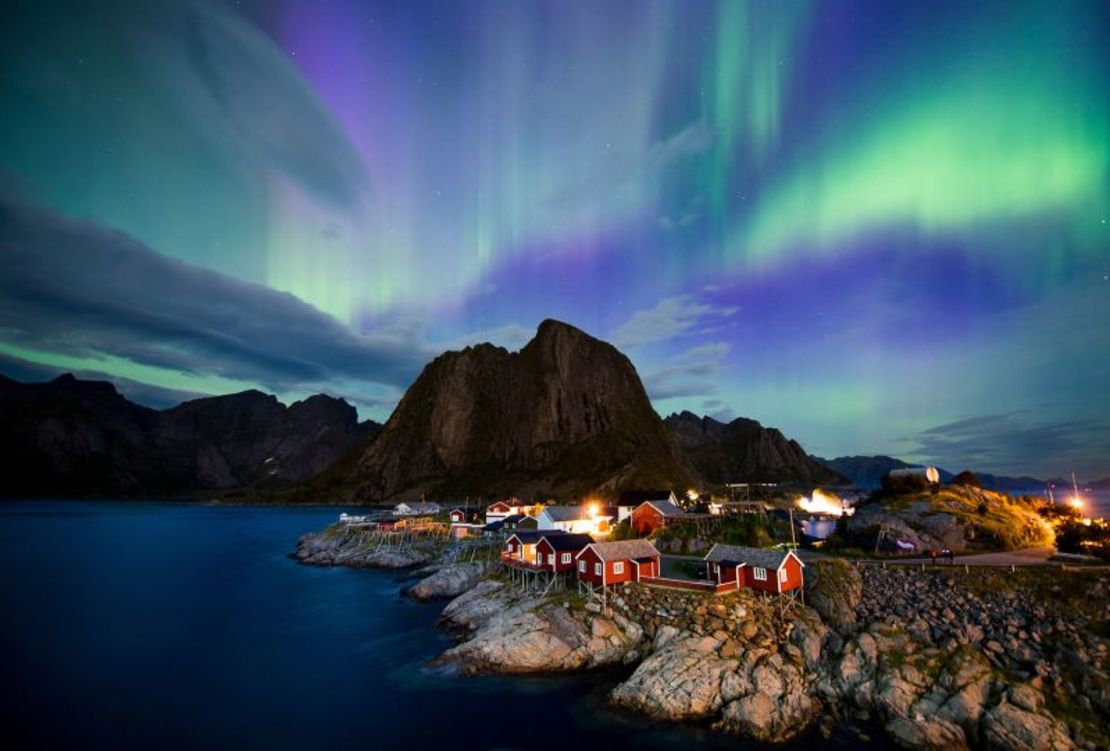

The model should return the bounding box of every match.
[638,499,685,517]
[507,530,566,545]
[579,539,660,562]
[704,544,803,569]
[541,505,590,522]
[539,533,594,551]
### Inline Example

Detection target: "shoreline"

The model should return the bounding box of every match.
[295,523,1110,750]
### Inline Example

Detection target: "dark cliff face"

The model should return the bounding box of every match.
[333,319,700,501]
[664,410,844,485]
[0,374,379,497]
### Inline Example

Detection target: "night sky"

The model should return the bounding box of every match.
[1,0,1107,478]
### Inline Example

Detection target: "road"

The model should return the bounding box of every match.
[867,546,1057,567]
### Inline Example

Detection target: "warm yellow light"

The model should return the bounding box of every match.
[1068,495,1084,511]
[587,502,599,518]
[686,489,699,501]
[798,488,850,517]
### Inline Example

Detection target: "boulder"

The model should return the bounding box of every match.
[405,562,491,600]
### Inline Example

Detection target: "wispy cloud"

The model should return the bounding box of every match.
[644,341,730,401]
[0,193,428,398]
[901,412,1110,478]
[611,295,738,349]
[132,0,370,207]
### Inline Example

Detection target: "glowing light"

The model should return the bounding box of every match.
[587,503,599,518]
[798,488,852,517]
[1067,495,1084,512]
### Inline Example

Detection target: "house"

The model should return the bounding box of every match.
[617,490,679,521]
[535,533,594,572]
[703,544,805,594]
[630,498,686,535]
[504,530,565,566]
[486,499,524,523]
[394,501,441,516]
[449,508,481,525]
[501,514,537,533]
[537,505,614,536]
[575,539,661,587]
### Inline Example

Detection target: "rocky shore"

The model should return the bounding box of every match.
[294,525,1109,749]
[293,525,440,568]
[432,560,1110,750]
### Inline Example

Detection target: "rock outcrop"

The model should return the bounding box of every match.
[434,585,643,674]
[321,320,700,502]
[0,373,379,497]
[405,562,493,600]
[666,410,845,485]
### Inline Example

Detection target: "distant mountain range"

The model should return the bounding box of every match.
[811,454,1100,494]
[0,373,379,498]
[8,321,1096,502]
[2,320,854,502]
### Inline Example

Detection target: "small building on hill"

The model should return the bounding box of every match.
[887,466,941,485]
[501,514,537,533]
[395,501,441,516]
[486,499,524,523]
[575,539,661,590]
[618,490,678,521]
[630,498,686,535]
[449,508,481,525]
[535,533,594,573]
[703,544,805,594]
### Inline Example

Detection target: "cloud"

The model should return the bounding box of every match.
[901,412,1110,478]
[130,0,370,207]
[0,351,209,410]
[700,398,736,423]
[643,341,730,401]
[611,295,738,349]
[0,193,430,398]
[443,323,535,352]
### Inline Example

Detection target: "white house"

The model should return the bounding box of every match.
[394,501,441,516]
[485,498,524,524]
[537,505,613,536]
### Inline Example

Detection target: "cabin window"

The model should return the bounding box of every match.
[561,553,571,564]
[613,562,625,575]
[547,554,554,565]
[754,567,767,581]
[578,560,585,573]
[594,562,602,576]
[779,568,788,583]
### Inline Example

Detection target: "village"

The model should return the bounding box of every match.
[340,488,816,610]
[300,470,1110,750]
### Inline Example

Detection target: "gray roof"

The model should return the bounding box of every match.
[583,539,660,561]
[540,533,594,551]
[642,499,685,517]
[508,530,566,544]
[704,544,799,569]
[541,505,589,522]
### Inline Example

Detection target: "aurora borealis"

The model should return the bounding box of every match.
[0,0,1107,478]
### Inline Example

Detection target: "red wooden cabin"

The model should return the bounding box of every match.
[535,533,593,572]
[575,539,661,586]
[704,544,805,594]
[630,499,686,536]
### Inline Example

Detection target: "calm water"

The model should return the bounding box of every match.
[0,502,886,751]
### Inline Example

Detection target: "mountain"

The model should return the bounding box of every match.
[311,319,700,502]
[0,373,379,498]
[664,411,845,486]
[811,455,925,489]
